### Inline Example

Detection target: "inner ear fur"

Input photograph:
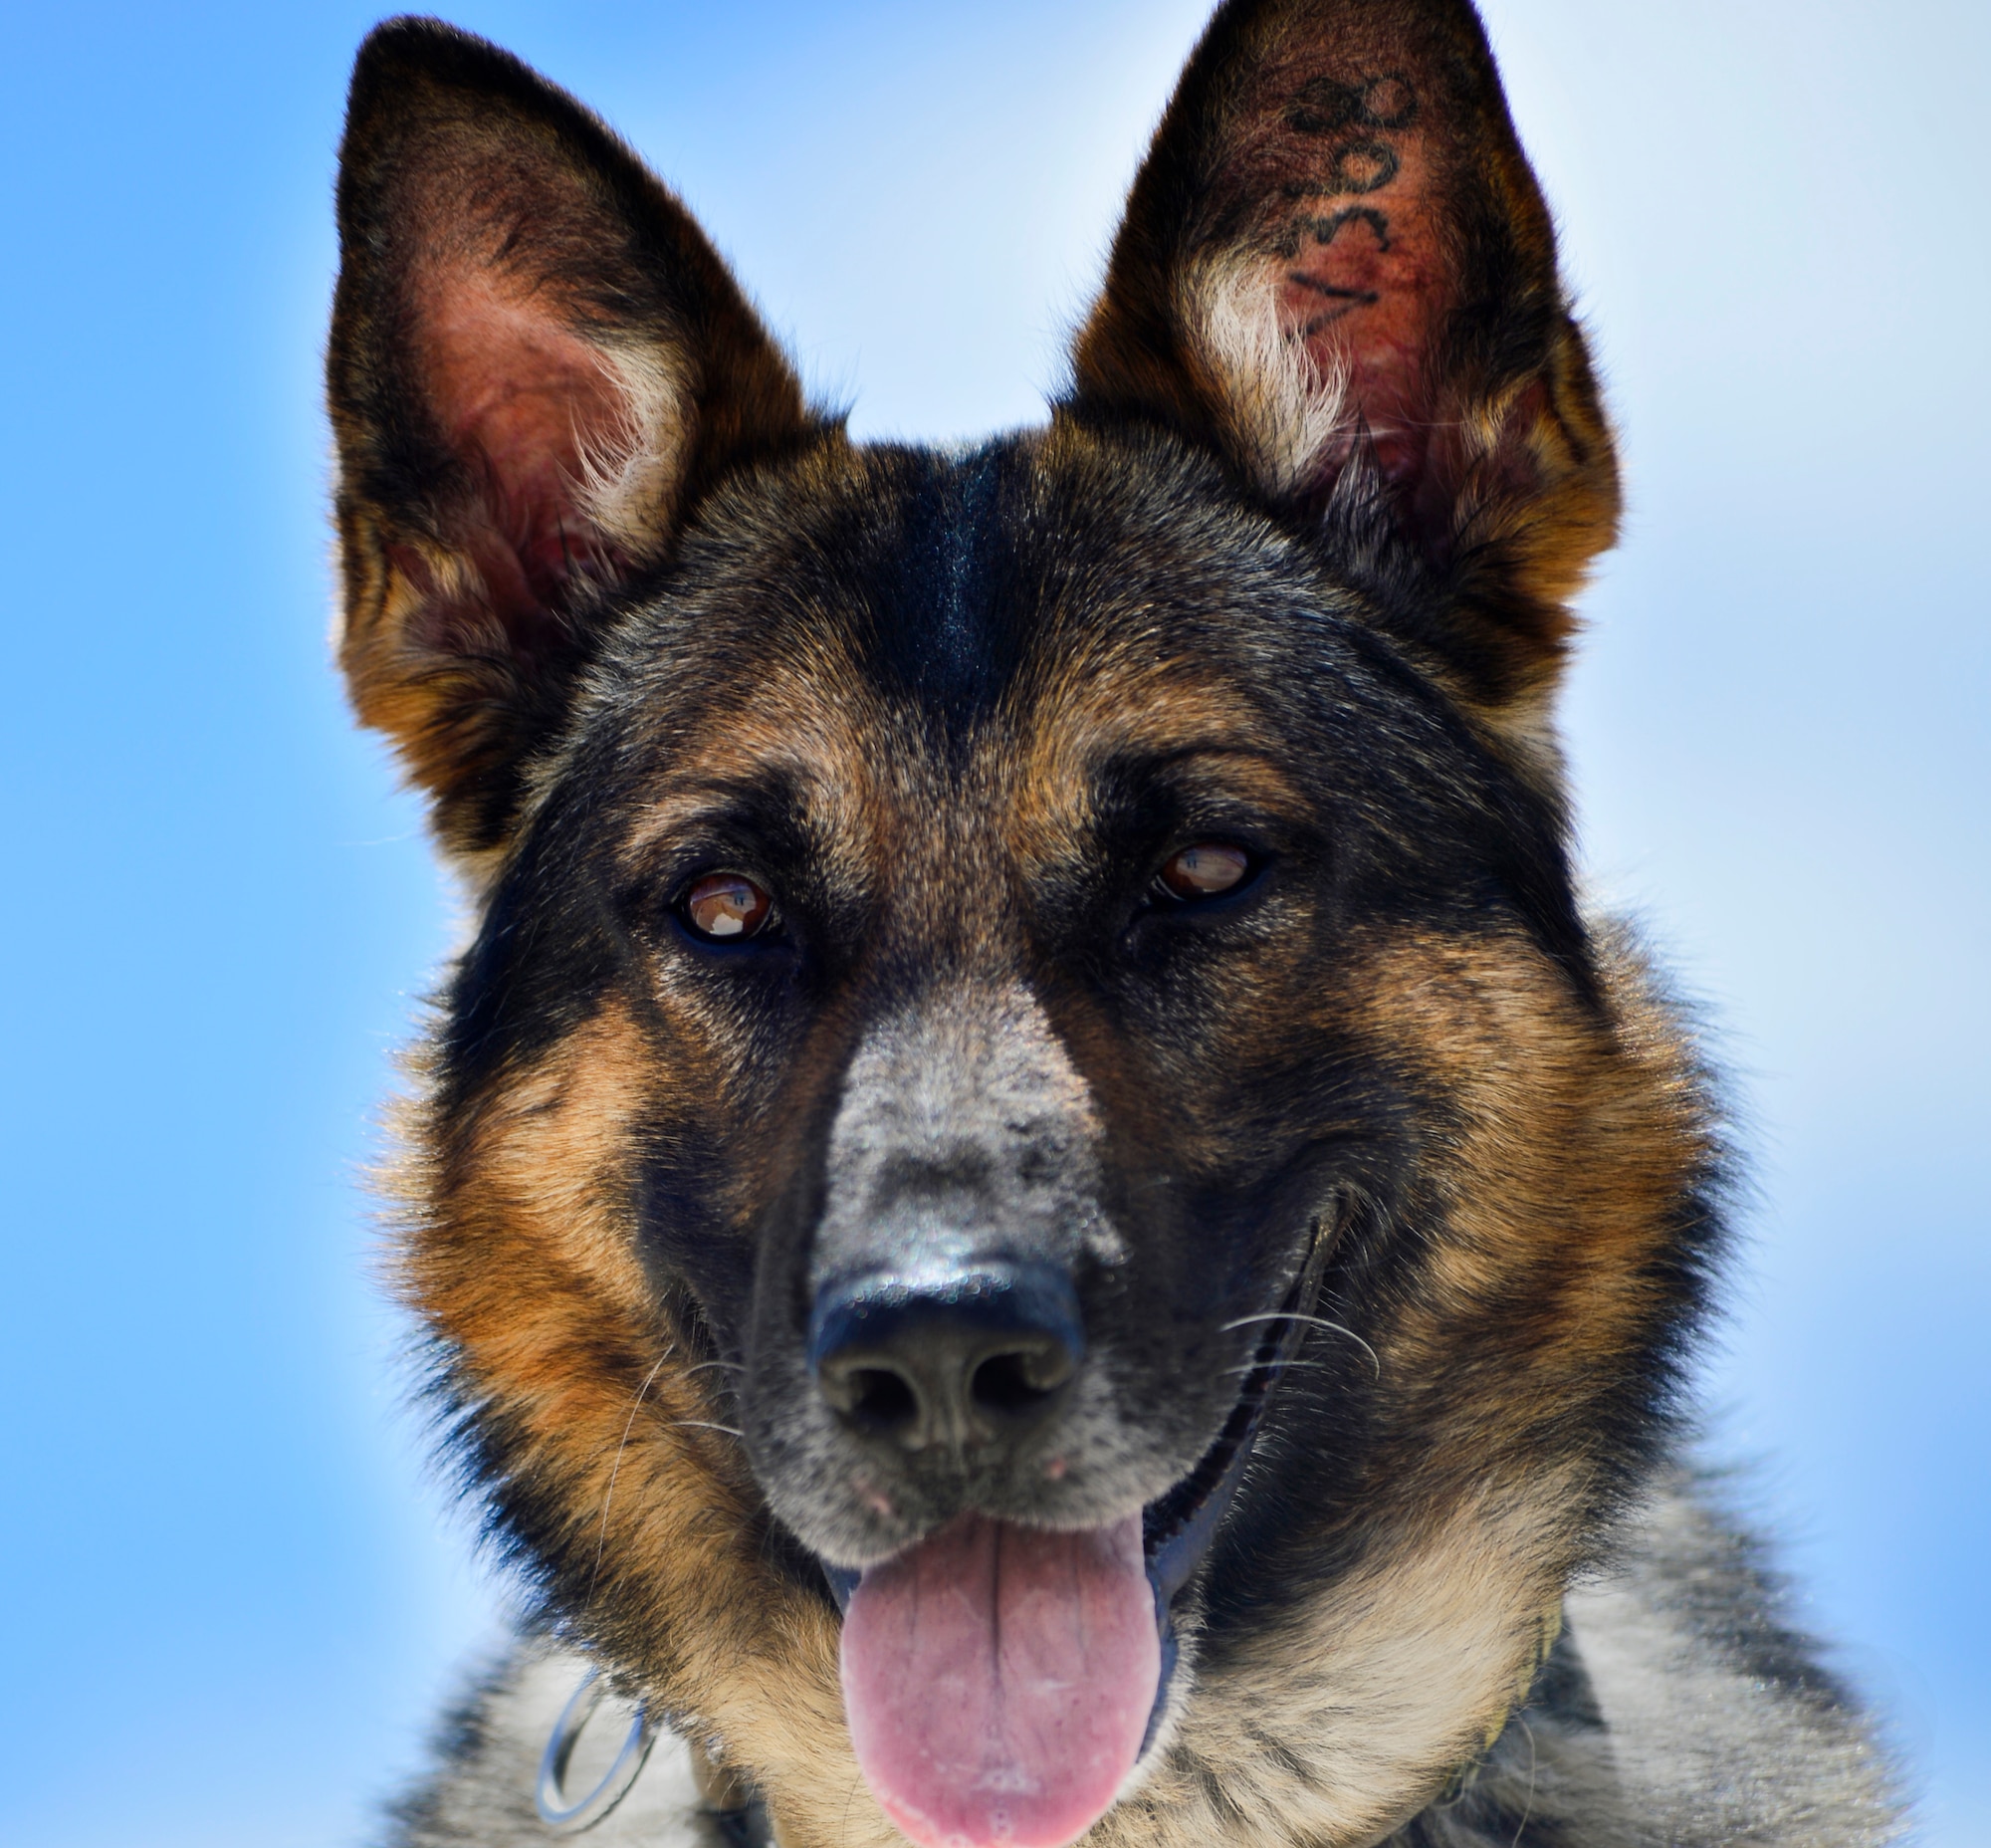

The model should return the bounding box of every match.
[330,17,814,859]
[1069,0,1620,721]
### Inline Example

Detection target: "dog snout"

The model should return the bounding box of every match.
[809,1261,1083,1454]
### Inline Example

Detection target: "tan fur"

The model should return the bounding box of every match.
[1108,1488,1575,1848]
[1349,928,1711,1402]
[392,1002,894,1846]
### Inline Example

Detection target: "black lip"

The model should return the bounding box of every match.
[1142,1308,1290,1592]
[1135,1294,1305,1755]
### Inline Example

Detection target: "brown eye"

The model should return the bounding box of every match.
[682,871,774,941]
[1156,841,1252,902]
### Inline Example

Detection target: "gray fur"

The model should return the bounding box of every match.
[751,980,1198,1567]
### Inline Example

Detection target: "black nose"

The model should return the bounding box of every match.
[809,1261,1084,1453]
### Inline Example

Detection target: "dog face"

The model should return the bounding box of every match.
[329,7,1720,1847]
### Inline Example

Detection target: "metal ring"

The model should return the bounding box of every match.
[536,1668,657,1834]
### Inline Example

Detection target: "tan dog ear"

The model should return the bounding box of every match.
[1070,0,1618,718]
[329,19,812,859]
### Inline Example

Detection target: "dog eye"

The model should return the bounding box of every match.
[1154,842,1252,902]
[681,871,774,941]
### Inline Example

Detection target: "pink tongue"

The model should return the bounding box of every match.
[840,1511,1159,1848]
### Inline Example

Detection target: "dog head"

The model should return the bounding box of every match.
[329,6,1719,1846]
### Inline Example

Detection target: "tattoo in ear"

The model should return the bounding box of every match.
[1285,72,1420,135]
[1281,72,1418,202]
[1271,75,1418,331]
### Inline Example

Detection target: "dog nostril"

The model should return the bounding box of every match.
[971,1350,1067,1419]
[846,1367,920,1435]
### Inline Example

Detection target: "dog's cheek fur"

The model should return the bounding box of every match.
[1352,925,1719,1509]
[393,997,908,1848]
[1115,927,1719,1847]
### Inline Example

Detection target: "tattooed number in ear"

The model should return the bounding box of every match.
[1285,72,1416,200]
[1285,71,1419,135]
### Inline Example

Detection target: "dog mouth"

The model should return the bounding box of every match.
[817,1306,1299,1848]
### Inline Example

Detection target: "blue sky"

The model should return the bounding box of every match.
[1,2,1983,1843]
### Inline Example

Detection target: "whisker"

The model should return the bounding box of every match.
[1222,1311,1345,1332]
[1221,1311,1381,1377]
[1510,1712,1539,1848]
[585,1346,673,1610]
[1220,1357,1337,1377]
[671,1420,746,1439]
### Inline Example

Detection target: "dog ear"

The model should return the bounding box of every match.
[329,19,812,858]
[1070,0,1618,718]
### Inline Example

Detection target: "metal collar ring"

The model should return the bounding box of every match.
[536,1668,657,1834]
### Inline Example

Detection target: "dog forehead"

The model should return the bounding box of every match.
[590,430,1359,811]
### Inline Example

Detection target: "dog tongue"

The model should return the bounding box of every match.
[840,1511,1158,1848]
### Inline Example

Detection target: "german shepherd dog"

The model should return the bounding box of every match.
[326,5,1904,1845]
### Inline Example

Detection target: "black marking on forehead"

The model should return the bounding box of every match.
[863,442,1023,733]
